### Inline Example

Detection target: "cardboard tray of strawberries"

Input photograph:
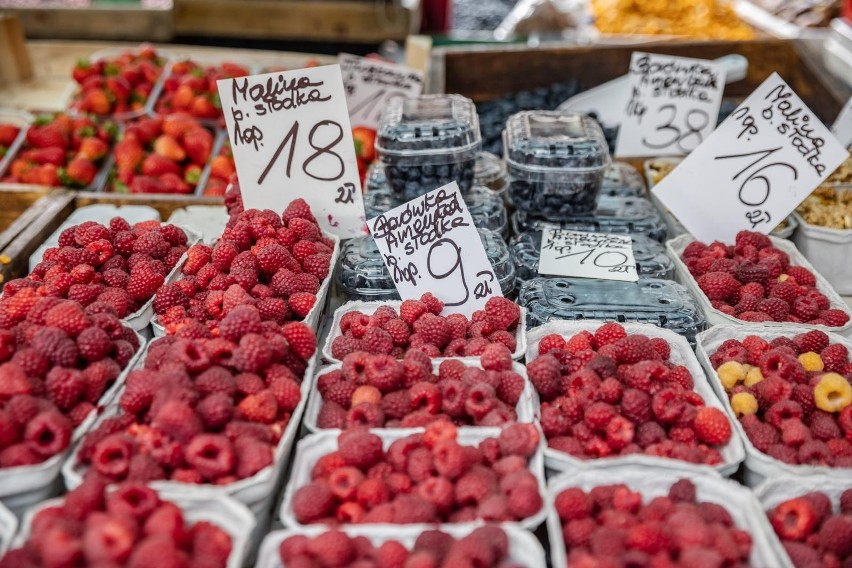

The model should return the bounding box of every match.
[13,489,255,568]
[279,427,549,531]
[696,324,852,486]
[255,524,547,568]
[0,501,16,557]
[321,300,528,364]
[525,320,747,476]
[667,234,852,336]
[545,465,787,567]
[0,109,34,182]
[302,359,540,433]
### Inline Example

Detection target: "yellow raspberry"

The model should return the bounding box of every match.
[730,392,758,416]
[813,373,852,413]
[717,361,746,391]
[744,367,764,387]
[798,352,824,372]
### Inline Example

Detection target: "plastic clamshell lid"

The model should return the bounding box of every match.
[376,94,482,156]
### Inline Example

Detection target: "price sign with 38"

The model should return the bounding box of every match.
[217,65,367,238]
[653,73,850,243]
[538,229,639,282]
[338,54,424,129]
[615,52,726,158]
[367,181,502,317]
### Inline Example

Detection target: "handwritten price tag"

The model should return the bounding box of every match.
[217,65,366,238]
[338,54,424,130]
[367,181,502,317]
[653,73,850,243]
[616,52,726,158]
[538,229,639,282]
[833,96,852,148]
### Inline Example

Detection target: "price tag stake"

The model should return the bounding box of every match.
[538,229,639,282]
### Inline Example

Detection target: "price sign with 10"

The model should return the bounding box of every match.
[538,229,639,282]
[217,65,367,238]
[367,182,502,317]
[652,73,850,243]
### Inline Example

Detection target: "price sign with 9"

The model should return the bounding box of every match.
[217,65,367,238]
[653,73,849,243]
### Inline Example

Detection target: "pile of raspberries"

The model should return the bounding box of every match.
[0,297,140,468]
[0,477,233,568]
[74,317,315,485]
[329,294,521,360]
[155,199,333,334]
[290,423,543,525]
[316,345,527,429]
[555,479,754,567]
[710,330,852,467]
[681,230,850,326]
[530,323,733,465]
[6,218,190,319]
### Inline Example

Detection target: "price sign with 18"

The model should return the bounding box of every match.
[652,73,850,243]
[217,65,367,238]
[538,229,639,282]
[367,182,502,317]
[338,54,424,129]
[615,52,726,158]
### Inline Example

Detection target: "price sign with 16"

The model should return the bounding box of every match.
[217,65,367,238]
[538,229,639,282]
[367,182,502,317]
[652,73,850,243]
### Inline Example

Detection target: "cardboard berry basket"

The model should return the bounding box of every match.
[0,500,16,556]
[696,324,852,486]
[279,428,549,531]
[667,234,852,336]
[0,328,146,515]
[12,489,254,568]
[524,320,746,476]
[151,232,340,337]
[303,360,540,434]
[321,300,528,364]
[792,208,852,295]
[255,524,547,568]
[0,109,34,180]
[546,465,787,568]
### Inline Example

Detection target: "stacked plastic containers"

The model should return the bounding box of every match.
[375,94,482,200]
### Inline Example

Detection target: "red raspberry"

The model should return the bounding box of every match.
[527,354,563,401]
[755,297,789,321]
[668,366,694,390]
[413,314,451,349]
[339,429,384,470]
[821,343,849,373]
[282,198,316,224]
[303,253,331,280]
[399,300,427,325]
[480,343,513,371]
[25,410,72,458]
[594,322,627,348]
[152,400,203,444]
[613,335,656,365]
[410,382,442,414]
[537,334,566,355]
[693,407,732,445]
[288,292,316,318]
[819,309,850,327]
[786,266,817,287]
[793,330,829,354]
[185,434,235,480]
[292,481,336,523]
[584,402,617,430]
[484,296,520,331]
[649,337,671,360]
[497,371,525,406]
[564,331,594,353]
[126,269,165,303]
[45,368,85,410]
[697,271,740,302]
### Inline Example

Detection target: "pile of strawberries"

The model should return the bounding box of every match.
[0,296,140,467]
[0,122,21,162]
[530,323,732,465]
[1,113,117,188]
[291,423,542,525]
[279,526,519,568]
[316,345,526,429]
[10,217,190,318]
[155,200,332,334]
[682,230,850,327]
[330,295,521,360]
[202,139,235,196]
[106,113,213,194]
[555,479,754,567]
[710,331,852,467]
[76,319,315,485]
[70,44,169,117]
[767,489,852,567]
[0,477,232,568]
[155,60,250,124]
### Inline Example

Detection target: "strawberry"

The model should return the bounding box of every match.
[60,156,98,188]
[26,123,69,149]
[183,127,213,164]
[141,154,181,177]
[158,173,192,194]
[153,135,186,162]
[21,147,66,166]
[77,137,109,161]
[209,155,235,180]
[113,137,145,171]
[0,124,19,147]
[81,89,112,115]
[129,176,166,194]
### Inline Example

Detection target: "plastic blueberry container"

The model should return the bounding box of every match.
[517,276,706,345]
[511,195,667,242]
[376,94,482,199]
[504,111,610,216]
[337,228,516,302]
[474,150,509,197]
[510,231,674,283]
[601,161,646,197]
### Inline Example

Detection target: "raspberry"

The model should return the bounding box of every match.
[820,308,850,327]
[785,265,817,287]
[184,434,235,480]
[399,300,426,325]
[697,271,740,302]
[484,296,520,331]
[693,407,732,445]
[25,410,72,458]
[820,343,849,374]
[769,497,818,540]
[339,429,384,470]
[730,392,758,416]
[152,400,203,444]
[594,323,627,348]
[303,253,331,279]
[288,292,316,318]
[480,343,513,371]
[527,354,563,401]
[813,373,852,413]
[565,331,594,353]
[613,335,656,365]
[757,297,790,321]
[292,481,336,523]
[76,326,112,362]
[125,269,165,303]
[496,371,525,406]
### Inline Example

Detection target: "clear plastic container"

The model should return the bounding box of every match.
[474,150,509,196]
[363,162,387,193]
[518,276,706,344]
[601,161,646,197]
[511,232,674,282]
[376,94,481,199]
[511,195,667,242]
[339,228,516,301]
[504,111,610,216]
[365,186,507,236]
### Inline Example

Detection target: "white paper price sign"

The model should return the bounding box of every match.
[833,96,852,148]
[616,52,726,158]
[367,182,501,316]
[217,65,366,238]
[338,54,424,129]
[538,229,638,282]
[653,73,850,243]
